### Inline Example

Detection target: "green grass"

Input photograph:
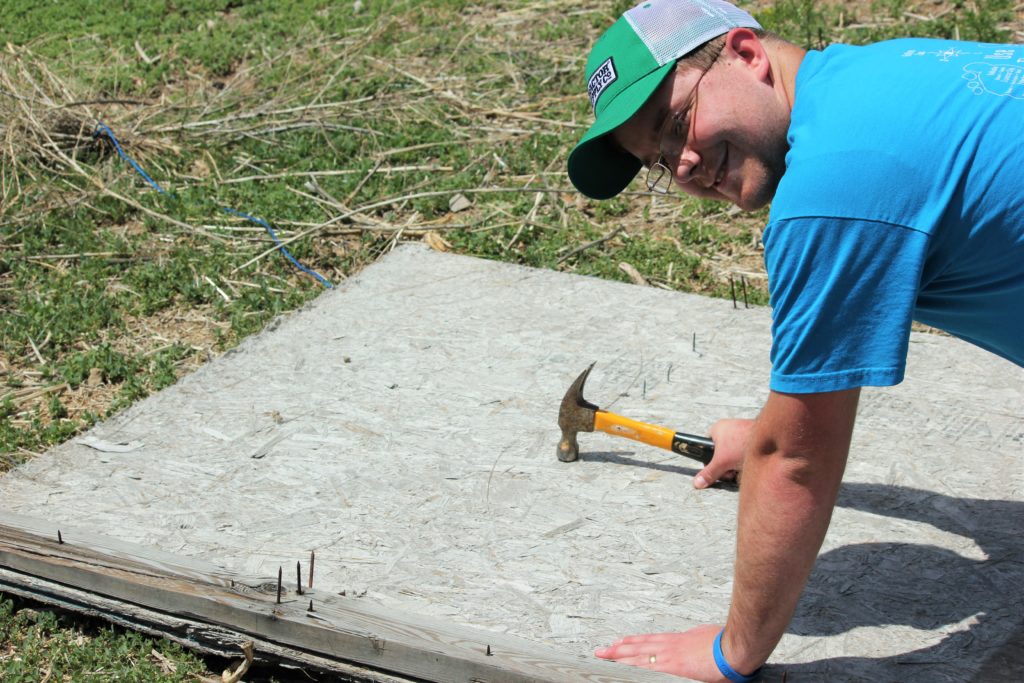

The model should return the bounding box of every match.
[0,0,1016,678]
[761,0,1015,46]
[0,597,207,682]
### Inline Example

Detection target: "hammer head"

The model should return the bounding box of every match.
[556,362,600,462]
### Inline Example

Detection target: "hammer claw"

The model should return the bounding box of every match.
[556,363,599,461]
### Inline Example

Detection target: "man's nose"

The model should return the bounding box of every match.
[670,147,702,186]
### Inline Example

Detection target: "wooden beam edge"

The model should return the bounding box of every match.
[0,512,684,683]
[0,568,416,683]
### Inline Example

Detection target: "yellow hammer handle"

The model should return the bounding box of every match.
[594,410,674,450]
[593,410,716,465]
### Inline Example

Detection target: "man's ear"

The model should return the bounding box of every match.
[723,27,772,84]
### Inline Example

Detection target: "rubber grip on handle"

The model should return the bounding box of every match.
[670,432,715,466]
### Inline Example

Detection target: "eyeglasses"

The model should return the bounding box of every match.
[645,48,724,194]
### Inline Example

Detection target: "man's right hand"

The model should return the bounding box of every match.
[695,418,755,488]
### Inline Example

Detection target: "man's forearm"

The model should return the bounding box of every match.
[719,389,859,673]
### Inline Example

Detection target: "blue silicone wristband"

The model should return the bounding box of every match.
[713,629,762,682]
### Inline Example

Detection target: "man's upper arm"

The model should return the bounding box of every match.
[762,216,930,394]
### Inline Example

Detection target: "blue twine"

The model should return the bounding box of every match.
[95,123,169,195]
[93,122,333,289]
[221,207,333,288]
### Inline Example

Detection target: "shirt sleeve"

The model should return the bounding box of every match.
[762,216,931,393]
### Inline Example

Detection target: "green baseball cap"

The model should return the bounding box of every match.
[567,0,762,199]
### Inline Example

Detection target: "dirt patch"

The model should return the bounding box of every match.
[110,306,226,360]
[1,305,227,454]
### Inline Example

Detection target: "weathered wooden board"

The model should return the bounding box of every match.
[0,511,681,682]
[0,568,415,683]
[1,244,1021,682]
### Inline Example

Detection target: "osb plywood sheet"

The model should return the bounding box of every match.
[3,245,1022,682]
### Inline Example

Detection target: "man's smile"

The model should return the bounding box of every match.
[713,145,729,189]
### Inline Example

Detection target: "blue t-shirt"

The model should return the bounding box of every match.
[765,38,1024,393]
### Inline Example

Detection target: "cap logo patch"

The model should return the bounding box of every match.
[587,57,617,111]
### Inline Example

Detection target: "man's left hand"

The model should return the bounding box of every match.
[594,624,731,681]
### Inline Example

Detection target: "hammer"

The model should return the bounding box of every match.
[557,362,715,464]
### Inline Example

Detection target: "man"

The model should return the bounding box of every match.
[567,0,1024,680]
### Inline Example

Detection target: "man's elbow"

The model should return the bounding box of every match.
[746,434,848,490]
[744,388,859,488]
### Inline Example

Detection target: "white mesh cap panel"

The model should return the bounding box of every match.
[624,0,762,66]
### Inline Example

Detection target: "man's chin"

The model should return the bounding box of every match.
[733,193,770,213]
[735,175,781,212]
